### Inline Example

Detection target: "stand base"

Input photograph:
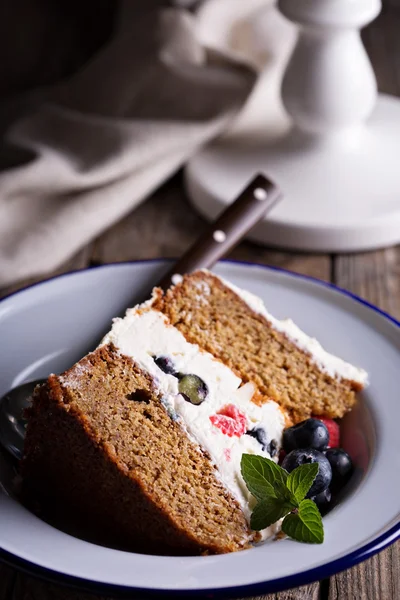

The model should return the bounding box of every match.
[185,94,400,252]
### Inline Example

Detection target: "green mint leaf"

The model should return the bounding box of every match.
[241,454,287,500]
[286,462,319,503]
[282,499,324,544]
[250,498,294,531]
[272,480,298,507]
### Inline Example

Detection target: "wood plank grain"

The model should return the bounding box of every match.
[328,544,400,600]
[0,563,17,599]
[384,9,400,92]
[363,12,399,96]
[333,249,400,318]
[238,582,321,600]
[0,570,322,600]
[383,0,400,11]
[9,572,113,600]
[0,570,323,600]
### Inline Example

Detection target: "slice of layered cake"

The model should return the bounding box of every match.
[21,270,367,555]
[155,271,367,424]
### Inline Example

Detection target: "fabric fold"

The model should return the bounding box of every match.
[0,0,256,286]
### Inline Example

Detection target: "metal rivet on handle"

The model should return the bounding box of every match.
[213,230,226,243]
[254,187,268,201]
[171,273,183,285]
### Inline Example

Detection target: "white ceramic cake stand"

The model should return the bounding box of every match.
[185,0,400,252]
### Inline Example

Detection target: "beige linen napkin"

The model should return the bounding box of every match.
[0,0,257,286]
[0,0,296,287]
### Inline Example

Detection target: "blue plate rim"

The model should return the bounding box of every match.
[1,258,399,598]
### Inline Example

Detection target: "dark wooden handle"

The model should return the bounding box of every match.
[157,173,282,290]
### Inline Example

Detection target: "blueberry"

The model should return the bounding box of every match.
[178,375,208,405]
[153,356,178,376]
[283,418,329,453]
[246,427,268,452]
[325,448,353,492]
[245,428,278,456]
[268,439,279,458]
[282,448,332,497]
[312,488,331,514]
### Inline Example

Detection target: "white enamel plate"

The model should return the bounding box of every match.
[0,260,399,598]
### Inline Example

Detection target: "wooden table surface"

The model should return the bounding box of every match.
[1,5,400,600]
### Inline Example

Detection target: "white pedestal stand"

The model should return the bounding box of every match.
[185,0,400,252]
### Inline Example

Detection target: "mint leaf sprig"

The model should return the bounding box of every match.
[241,454,324,544]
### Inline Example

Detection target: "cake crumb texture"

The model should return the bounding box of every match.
[21,345,251,555]
[155,271,361,423]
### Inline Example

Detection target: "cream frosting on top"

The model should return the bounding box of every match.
[214,273,368,386]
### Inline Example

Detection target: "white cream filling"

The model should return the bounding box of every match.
[211,272,368,386]
[101,308,286,541]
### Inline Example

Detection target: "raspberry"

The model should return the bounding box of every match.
[316,417,340,448]
[210,404,247,437]
[278,449,286,465]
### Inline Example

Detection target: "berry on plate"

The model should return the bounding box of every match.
[325,448,353,491]
[281,448,332,497]
[312,488,332,514]
[315,417,340,448]
[282,418,329,453]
